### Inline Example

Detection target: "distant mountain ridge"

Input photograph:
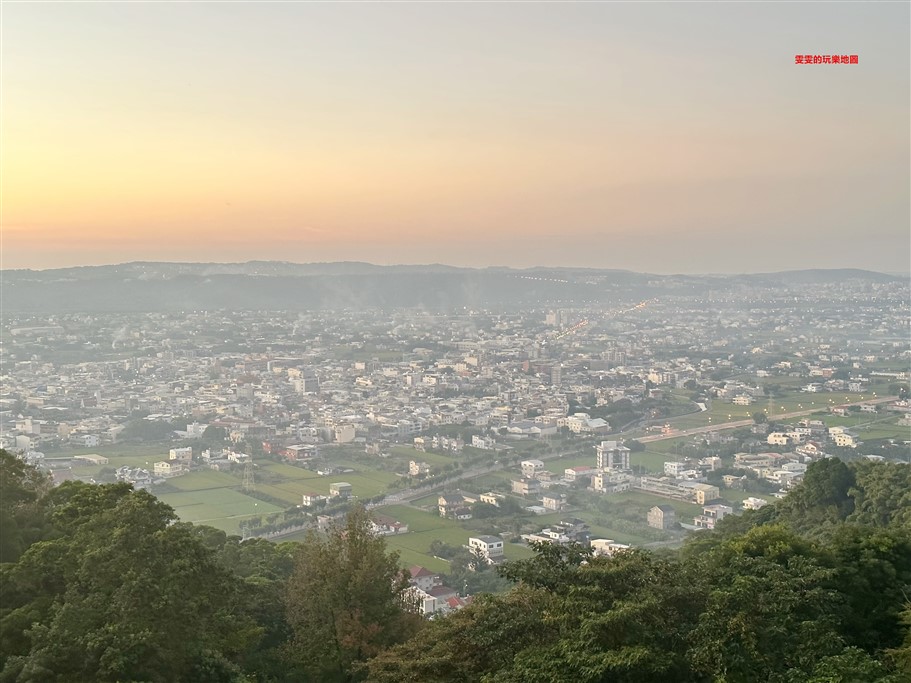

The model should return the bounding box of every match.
[2,262,903,312]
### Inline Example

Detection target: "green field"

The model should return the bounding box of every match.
[258,462,322,480]
[632,451,670,473]
[389,446,458,467]
[157,488,284,534]
[529,511,651,545]
[663,392,877,430]
[167,470,241,491]
[252,468,401,506]
[613,492,703,520]
[372,504,537,572]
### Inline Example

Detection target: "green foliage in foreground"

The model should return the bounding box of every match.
[1,449,910,682]
[367,459,911,683]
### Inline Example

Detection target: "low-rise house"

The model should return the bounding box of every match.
[591,471,632,494]
[679,482,720,505]
[520,459,545,478]
[471,435,497,450]
[479,492,505,507]
[694,504,733,530]
[767,432,791,446]
[408,565,441,592]
[590,538,631,557]
[369,515,409,536]
[468,535,505,564]
[742,497,769,510]
[406,566,464,616]
[511,478,541,496]
[664,461,690,478]
[542,493,567,511]
[409,460,431,476]
[280,444,316,461]
[301,493,327,507]
[169,446,193,463]
[647,504,676,530]
[564,465,597,482]
[438,491,477,518]
[833,432,859,448]
[329,482,352,499]
[153,460,186,477]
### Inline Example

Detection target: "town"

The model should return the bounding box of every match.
[3,268,909,613]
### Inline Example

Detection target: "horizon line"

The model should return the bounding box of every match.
[2,259,908,279]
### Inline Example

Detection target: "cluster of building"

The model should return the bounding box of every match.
[2,284,907,484]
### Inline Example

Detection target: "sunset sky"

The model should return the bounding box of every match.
[2,2,909,273]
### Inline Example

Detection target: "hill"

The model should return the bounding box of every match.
[2,262,902,312]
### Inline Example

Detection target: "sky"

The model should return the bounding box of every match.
[2,2,909,274]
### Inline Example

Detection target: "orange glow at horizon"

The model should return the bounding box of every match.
[2,2,908,272]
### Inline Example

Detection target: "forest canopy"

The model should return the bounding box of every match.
[1,449,909,682]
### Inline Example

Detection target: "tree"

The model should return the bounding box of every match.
[366,588,559,683]
[0,450,51,563]
[752,411,768,424]
[625,439,646,453]
[283,506,421,682]
[687,525,846,682]
[848,461,911,529]
[779,458,856,532]
[1,483,255,682]
[203,425,228,442]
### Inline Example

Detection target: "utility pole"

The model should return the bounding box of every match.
[243,461,255,493]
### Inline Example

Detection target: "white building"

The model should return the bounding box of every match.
[468,535,504,564]
[334,424,356,443]
[596,441,631,471]
[767,432,790,446]
[590,539,631,557]
[521,459,545,478]
[663,461,690,478]
[169,446,193,462]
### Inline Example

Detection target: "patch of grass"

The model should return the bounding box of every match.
[502,544,536,561]
[632,451,669,473]
[613,491,702,520]
[167,470,241,491]
[373,505,450,532]
[585,523,649,545]
[257,462,321,480]
[383,543,451,574]
[156,488,283,534]
[388,527,470,553]
[253,483,306,506]
[409,494,442,507]
[389,446,458,467]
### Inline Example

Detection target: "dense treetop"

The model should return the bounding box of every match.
[1,449,909,682]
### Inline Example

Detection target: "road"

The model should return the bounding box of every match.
[371,445,592,508]
[637,396,897,444]
[369,396,899,509]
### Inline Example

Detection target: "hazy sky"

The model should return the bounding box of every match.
[3,2,909,273]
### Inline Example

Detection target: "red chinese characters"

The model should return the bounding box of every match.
[794,53,859,65]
